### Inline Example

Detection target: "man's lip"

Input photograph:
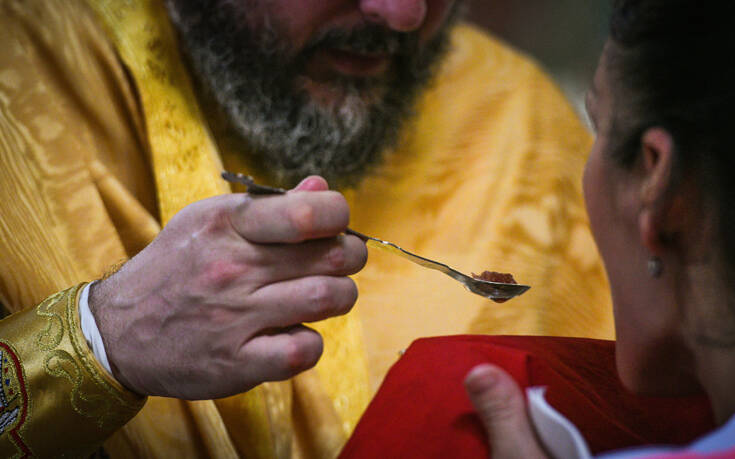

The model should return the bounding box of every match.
[324,48,391,77]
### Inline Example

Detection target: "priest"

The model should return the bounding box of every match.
[0,0,612,456]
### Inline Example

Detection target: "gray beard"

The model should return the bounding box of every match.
[166,1,458,188]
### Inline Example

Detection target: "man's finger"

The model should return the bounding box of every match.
[234,234,367,283]
[239,325,324,384]
[245,275,358,327]
[232,191,350,243]
[464,364,548,459]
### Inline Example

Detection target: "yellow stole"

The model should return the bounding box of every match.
[85,0,370,456]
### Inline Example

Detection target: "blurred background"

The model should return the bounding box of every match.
[465,1,612,117]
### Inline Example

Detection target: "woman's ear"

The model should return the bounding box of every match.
[638,128,675,256]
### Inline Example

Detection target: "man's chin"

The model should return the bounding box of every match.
[298,77,385,111]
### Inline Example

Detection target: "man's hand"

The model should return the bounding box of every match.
[464,364,549,459]
[89,176,367,399]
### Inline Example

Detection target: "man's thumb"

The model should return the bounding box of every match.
[464,364,547,459]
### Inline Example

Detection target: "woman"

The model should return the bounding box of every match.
[466,0,735,457]
[342,1,733,456]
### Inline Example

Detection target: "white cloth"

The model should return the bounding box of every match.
[529,387,735,459]
[528,387,591,459]
[78,282,115,377]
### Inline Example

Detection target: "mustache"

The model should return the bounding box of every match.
[300,25,421,59]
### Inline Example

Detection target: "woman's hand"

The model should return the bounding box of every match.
[464,364,549,459]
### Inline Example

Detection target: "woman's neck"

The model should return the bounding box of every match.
[681,262,735,425]
[694,342,735,424]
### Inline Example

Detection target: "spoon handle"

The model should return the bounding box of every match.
[221,171,530,301]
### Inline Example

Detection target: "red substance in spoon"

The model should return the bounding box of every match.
[471,271,517,302]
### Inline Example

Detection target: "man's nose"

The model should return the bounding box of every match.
[359,0,428,32]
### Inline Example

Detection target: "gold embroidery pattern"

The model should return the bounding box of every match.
[35,291,65,352]
[35,285,143,429]
[64,285,144,427]
[42,349,112,428]
[0,340,30,458]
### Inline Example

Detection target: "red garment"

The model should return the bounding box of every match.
[340,336,714,458]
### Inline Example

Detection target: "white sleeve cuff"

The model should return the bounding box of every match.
[79,282,115,378]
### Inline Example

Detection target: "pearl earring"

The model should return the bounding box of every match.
[647,256,663,278]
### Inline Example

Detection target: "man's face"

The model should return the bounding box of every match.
[167,0,460,188]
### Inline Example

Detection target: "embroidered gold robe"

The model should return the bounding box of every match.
[0,0,614,456]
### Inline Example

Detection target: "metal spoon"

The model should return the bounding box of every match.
[222,171,531,302]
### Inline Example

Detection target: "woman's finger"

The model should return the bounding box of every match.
[464,364,548,459]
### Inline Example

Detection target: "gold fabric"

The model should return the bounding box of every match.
[0,0,614,456]
[350,27,615,388]
[0,284,145,457]
[86,0,370,455]
[86,0,230,224]
[86,1,290,457]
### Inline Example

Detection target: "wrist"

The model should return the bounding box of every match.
[87,278,144,396]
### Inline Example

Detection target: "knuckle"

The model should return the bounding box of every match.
[240,245,267,268]
[308,278,339,317]
[326,238,367,273]
[281,335,322,375]
[288,201,316,238]
[206,206,233,233]
[184,207,233,249]
[325,244,347,271]
[232,196,258,236]
[199,259,247,290]
[309,277,356,318]
[328,190,349,209]
[195,198,233,229]
[235,215,255,238]
[327,192,350,227]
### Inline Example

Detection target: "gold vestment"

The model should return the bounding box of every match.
[0,0,613,456]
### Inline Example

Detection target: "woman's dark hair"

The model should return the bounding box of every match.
[607,0,735,271]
